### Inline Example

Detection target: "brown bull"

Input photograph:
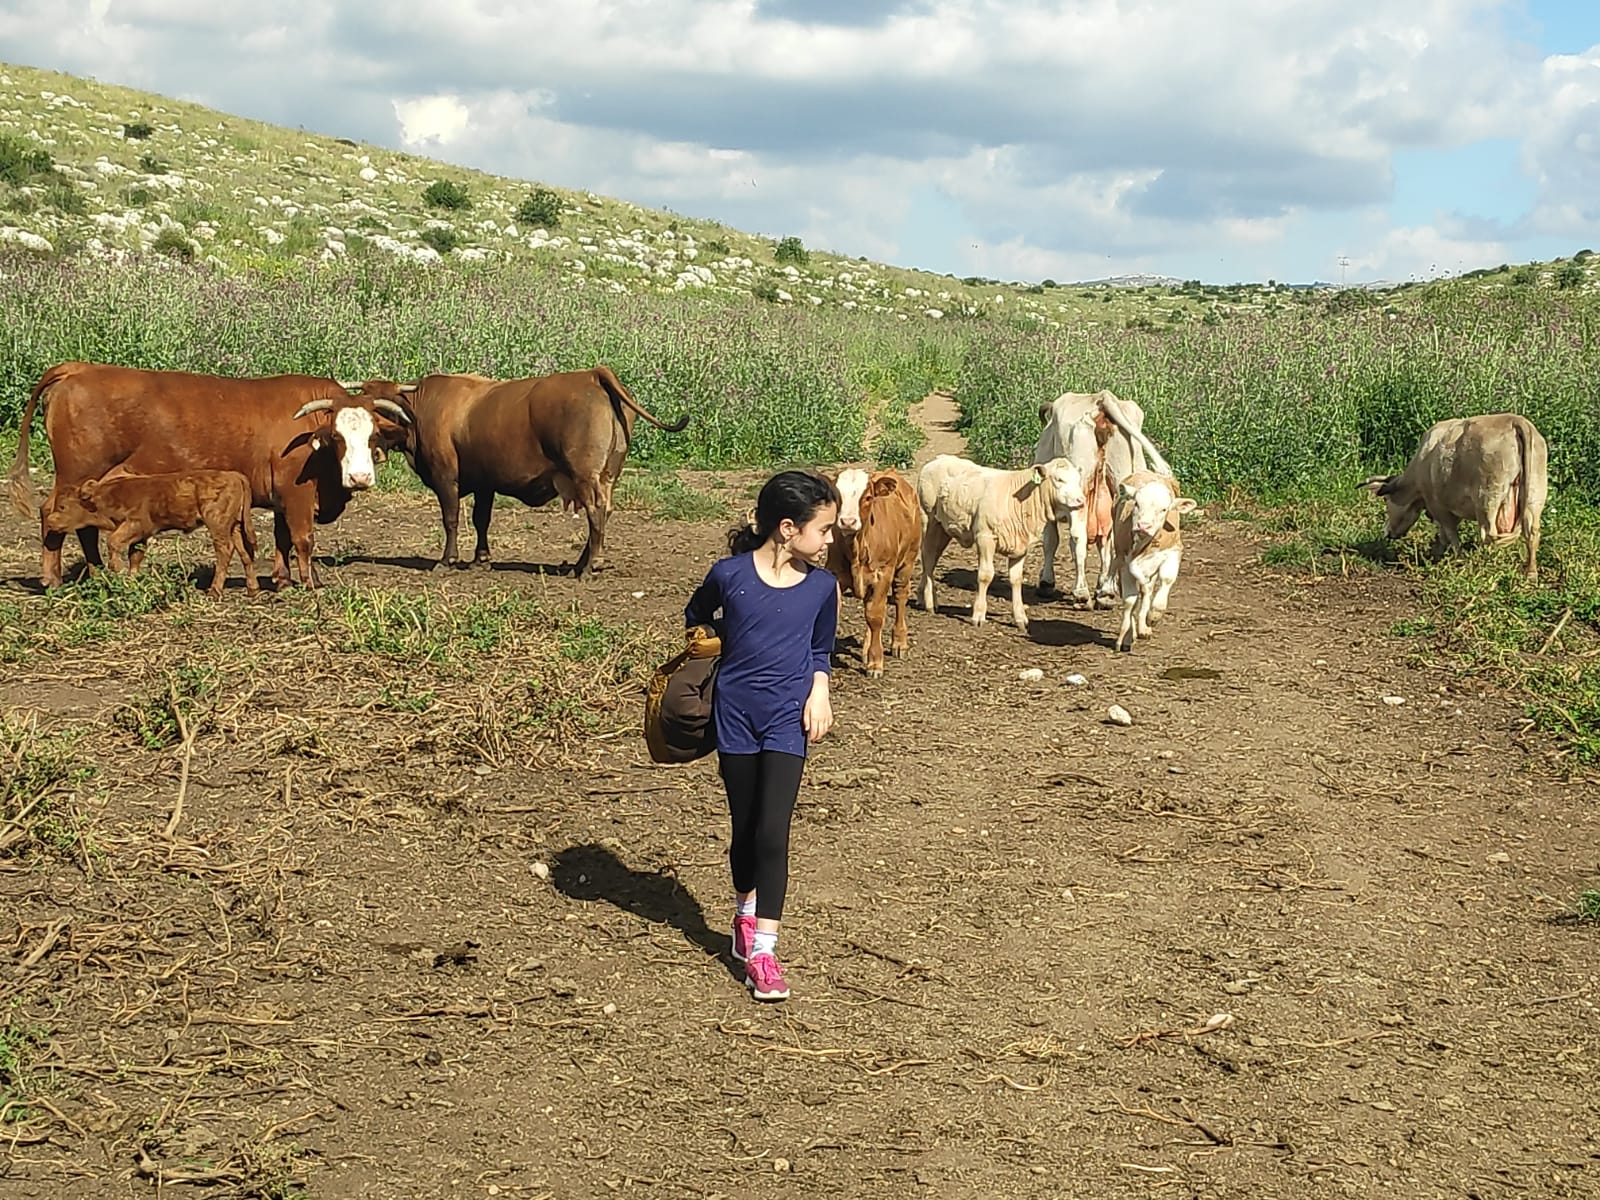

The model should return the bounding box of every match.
[6,361,412,589]
[354,366,688,576]
[45,469,260,597]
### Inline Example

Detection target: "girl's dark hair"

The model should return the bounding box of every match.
[728,469,841,556]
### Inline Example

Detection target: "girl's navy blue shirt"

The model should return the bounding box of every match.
[685,552,837,757]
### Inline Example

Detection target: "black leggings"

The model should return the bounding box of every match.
[718,750,805,922]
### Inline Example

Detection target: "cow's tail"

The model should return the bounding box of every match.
[7,363,76,518]
[1097,392,1175,480]
[594,365,690,433]
[1515,415,1547,538]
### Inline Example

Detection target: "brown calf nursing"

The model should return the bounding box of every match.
[44,470,259,597]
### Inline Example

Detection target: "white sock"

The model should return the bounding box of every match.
[751,930,778,959]
[736,896,756,918]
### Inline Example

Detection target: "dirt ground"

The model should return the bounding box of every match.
[2,395,1597,1199]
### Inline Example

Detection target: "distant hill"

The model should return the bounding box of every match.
[0,61,1592,323]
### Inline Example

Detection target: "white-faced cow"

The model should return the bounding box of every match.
[1032,389,1174,608]
[7,362,412,589]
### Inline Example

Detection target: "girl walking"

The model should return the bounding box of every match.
[684,470,840,1002]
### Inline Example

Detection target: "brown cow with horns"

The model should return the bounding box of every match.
[6,361,413,589]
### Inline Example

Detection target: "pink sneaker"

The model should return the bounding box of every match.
[744,951,790,1002]
[730,915,757,963]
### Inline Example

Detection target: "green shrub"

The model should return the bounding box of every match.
[419,225,463,255]
[775,236,809,266]
[45,181,86,215]
[1554,260,1586,290]
[0,133,57,187]
[150,228,194,261]
[422,179,471,210]
[122,121,155,140]
[514,187,562,228]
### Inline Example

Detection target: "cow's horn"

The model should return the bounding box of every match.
[397,383,419,394]
[372,398,414,425]
[293,398,336,419]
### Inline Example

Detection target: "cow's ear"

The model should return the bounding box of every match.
[1038,404,1052,425]
[1174,498,1197,515]
[1359,474,1390,495]
[868,476,896,499]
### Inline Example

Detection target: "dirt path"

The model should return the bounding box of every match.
[2,406,1597,1198]
[908,390,967,470]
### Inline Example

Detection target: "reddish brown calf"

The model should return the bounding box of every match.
[44,470,259,597]
[848,469,922,677]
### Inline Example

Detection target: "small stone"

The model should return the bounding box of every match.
[773,1158,791,1174]
[1065,673,1088,686]
[1486,851,1511,864]
[1018,667,1044,682]
[1107,705,1134,726]
[531,862,550,881]
[1222,981,1250,995]
[1381,695,1406,706]
[473,764,493,775]
[631,591,645,598]
[602,1003,617,1017]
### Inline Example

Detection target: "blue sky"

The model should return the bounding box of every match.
[1,0,1596,284]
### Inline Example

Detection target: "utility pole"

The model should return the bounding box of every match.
[1337,255,1350,288]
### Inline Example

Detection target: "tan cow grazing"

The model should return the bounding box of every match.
[1361,413,1548,579]
[916,454,1085,634]
[1033,389,1175,607]
[44,469,259,597]
[1109,471,1196,652]
[352,366,687,578]
[844,470,921,676]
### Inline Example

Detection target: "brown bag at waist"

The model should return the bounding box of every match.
[643,624,721,764]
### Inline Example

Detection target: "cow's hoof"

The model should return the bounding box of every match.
[866,666,885,679]
[889,644,908,658]
[1037,579,1057,598]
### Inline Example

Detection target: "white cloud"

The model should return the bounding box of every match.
[393,94,471,148]
[1520,45,1600,237]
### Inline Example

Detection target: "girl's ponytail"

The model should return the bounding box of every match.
[726,470,840,556]
[727,508,766,556]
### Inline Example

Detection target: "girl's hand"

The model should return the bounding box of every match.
[803,673,833,744]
